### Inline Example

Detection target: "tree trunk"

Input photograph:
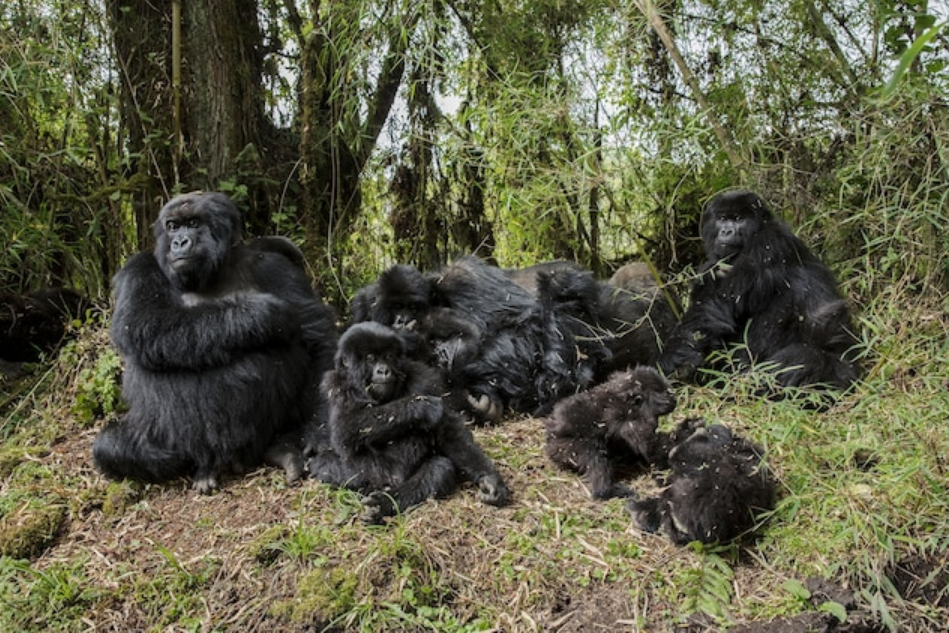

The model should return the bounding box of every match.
[635,0,745,171]
[107,0,177,249]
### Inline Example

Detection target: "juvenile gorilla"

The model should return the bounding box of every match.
[626,419,777,545]
[351,257,605,423]
[544,366,676,500]
[310,322,510,524]
[659,190,859,390]
[93,192,337,493]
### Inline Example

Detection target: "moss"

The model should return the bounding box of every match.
[0,499,67,558]
[100,480,143,517]
[245,524,291,565]
[274,564,359,623]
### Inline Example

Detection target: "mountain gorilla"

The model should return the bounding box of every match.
[93,192,337,494]
[626,419,777,545]
[308,322,510,524]
[544,366,676,500]
[659,190,859,390]
[0,287,89,367]
[350,257,606,423]
[506,260,678,379]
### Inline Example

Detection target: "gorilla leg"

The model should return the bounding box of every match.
[547,437,628,500]
[436,417,511,506]
[361,455,457,524]
[263,433,306,484]
[92,418,191,484]
[767,344,859,390]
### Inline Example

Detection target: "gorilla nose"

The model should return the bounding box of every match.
[171,235,192,255]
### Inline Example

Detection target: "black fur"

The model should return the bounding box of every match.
[544,366,676,500]
[350,257,607,423]
[93,192,337,493]
[308,322,510,524]
[659,190,859,390]
[506,260,678,378]
[0,287,89,365]
[627,419,777,545]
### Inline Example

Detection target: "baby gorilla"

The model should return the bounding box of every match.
[310,322,510,524]
[544,367,676,500]
[626,419,777,545]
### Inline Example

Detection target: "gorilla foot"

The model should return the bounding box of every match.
[361,490,398,525]
[476,473,511,507]
[193,475,220,495]
[625,495,661,534]
[264,444,305,484]
[467,392,503,423]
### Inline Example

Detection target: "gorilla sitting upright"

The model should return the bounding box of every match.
[659,190,860,390]
[308,322,510,524]
[93,192,338,493]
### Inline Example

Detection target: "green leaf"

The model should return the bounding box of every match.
[783,578,811,600]
[882,21,946,98]
[818,601,848,623]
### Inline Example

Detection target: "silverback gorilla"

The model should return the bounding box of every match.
[659,190,860,390]
[93,192,337,493]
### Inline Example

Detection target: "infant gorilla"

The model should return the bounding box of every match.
[308,322,510,524]
[544,366,676,499]
[626,418,777,545]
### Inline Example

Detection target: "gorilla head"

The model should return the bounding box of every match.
[336,321,409,403]
[350,264,434,330]
[700,190,772,261]
[154,192,242,292]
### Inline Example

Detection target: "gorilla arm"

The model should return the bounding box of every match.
[110,252,299,372]
[331,394,445,451]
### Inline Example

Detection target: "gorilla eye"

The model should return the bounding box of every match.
[186,218,200,228]
[365,353,376,363]
[165,220,179,231]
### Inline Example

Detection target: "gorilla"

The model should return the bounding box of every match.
[659,190,860,390]
[626,418,777,545]
[544,366,676,500]
[0,287,89,366]
[308,322,510,524]
[596,272,679,377]
[350,257,606,423]
[93,192,337,494]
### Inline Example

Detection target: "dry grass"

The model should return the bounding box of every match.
[2,304,948,631]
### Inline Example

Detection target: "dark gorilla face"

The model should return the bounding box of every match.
[154,192,242,292]
[668,424,733,475]
[337,322,407,403]
[700,190,772,261]
[373,264,433,329]
[622,366,677,424]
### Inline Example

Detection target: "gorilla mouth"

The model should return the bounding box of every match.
[169,256,196,269]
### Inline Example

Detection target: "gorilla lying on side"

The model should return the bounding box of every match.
[626,418,777,545]
[93,192,337,493]
[506,260,679,378]
[308,322,511,524]
[350,257,607,423]
[659,190,860,390]
[544,366,676,500]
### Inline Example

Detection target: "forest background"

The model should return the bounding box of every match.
[1,0,948,631]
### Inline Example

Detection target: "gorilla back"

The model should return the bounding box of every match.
[93,192,337,493]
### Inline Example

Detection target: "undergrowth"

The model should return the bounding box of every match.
[0,282,947,631]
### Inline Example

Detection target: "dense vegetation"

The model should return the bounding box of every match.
[1,0,947,630]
